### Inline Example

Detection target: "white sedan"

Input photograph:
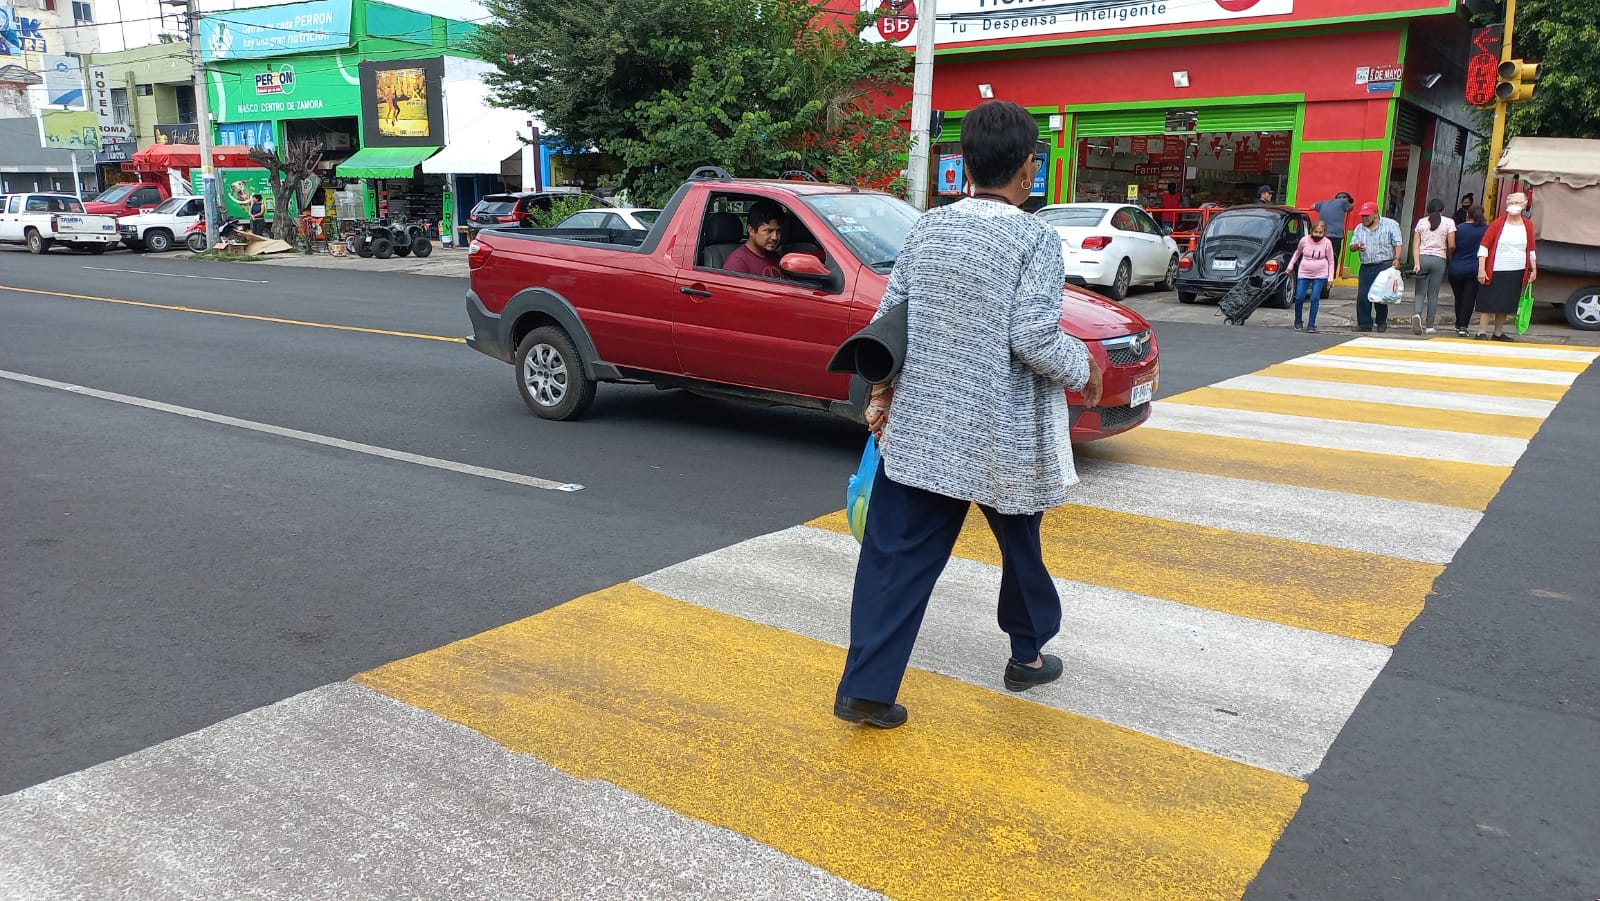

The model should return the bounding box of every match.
[1035,203,1182,301]
[552,207,661,231]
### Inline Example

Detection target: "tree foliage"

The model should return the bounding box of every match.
[1470,0,1600,162]
[471,0,911,205]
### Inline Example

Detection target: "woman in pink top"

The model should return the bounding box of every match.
[1411,198,1456,334]
[1288,219,1336,333]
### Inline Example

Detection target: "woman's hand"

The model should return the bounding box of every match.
[865,383,893,436]
[1082,358,1105,409]
[1529,264,1538,283]
[1478,268,1490,285]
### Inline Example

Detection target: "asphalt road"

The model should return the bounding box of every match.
[1,245,1595,899]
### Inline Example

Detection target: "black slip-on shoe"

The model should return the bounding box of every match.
[1004,654,1064,692]
[834,696,908,729]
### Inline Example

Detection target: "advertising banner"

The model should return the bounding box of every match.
[1030,152,1047,197]
[85,66,133,143]
[1,6,23,56]
[359,57,444,147]
[214,53,361,121]
[936,154,965,196]
[43,55,84,108]
[218,168,276,219]
[42,109,99,149]
[863,0,1294,47]
[200,0,352,61]
[218,120,276,152]
[155,122,201,144]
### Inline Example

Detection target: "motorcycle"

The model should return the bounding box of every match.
[184,216,249,253]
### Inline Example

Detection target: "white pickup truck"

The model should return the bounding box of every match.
[118,195,204,253]
[0,193,121,254]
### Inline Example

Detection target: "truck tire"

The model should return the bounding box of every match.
[371,237,393,259]
[25,229,51,255]
[144,229,173,253]
[1565,285,1600,331]
[187,231,209,253]
[515,325,596,421]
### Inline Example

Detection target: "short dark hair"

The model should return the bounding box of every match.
[747,200,783,232]
[961,101,1038,190]
[251,193,262,199]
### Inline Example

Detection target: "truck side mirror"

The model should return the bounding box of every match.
[779,252,829,279]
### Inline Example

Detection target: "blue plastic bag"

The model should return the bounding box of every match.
[845,436,879,544]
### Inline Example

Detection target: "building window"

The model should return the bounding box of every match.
[110,87,130,125]
[175,85,195,124]
[71,0,93,24]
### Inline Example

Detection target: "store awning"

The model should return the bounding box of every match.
[421,132,522,175]
[1497,137,1600,188]
[336,146,440,179]
[129,144,261,171]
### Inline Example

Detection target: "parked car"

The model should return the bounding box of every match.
[1174,205,1312,308]
[118,195,203,252]
[82,180,175,217]
[464,192,609,237]
[1035,202,1182,301]
[0,193,120,254]
[552,207,661,231]
[464,169,1160,442]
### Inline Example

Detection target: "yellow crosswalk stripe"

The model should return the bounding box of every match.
[1258,362,1570,401]
[1313,343,1591,373]
[1168,385,1545,439]
[1079,426,1511,510]
[355,583,1308,901]
[810,507,1438,645]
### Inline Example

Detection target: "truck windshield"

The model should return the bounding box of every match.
[92,184,137,203]
[803,193,919,270]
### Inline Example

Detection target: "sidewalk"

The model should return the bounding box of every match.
[182,246,471,279]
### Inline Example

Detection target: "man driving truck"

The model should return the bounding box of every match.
[723,200,784,278]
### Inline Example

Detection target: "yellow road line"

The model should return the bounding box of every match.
[1259,362,1569,401]
[355,584,1307,901]
[812,505,1438,645]
[1079,427,1510,510]
[1315,343,1590,373]
[1168,385,1545,440]
[0,283,465,344]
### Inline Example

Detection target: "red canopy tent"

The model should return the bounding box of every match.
[126,144,263,173]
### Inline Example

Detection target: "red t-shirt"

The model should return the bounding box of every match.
[724,243,781,278]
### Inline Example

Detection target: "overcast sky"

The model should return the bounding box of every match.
[95,0,491,52]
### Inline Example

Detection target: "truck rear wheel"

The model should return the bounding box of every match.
[515,326,596,421]
[25,230,50,255]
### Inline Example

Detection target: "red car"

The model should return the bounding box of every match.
[464,170,1159,442]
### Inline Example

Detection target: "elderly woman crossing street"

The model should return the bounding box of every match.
[834,101,1104,730]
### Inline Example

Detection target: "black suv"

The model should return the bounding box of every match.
[466,192,608,236]
[1175,206,1312,309]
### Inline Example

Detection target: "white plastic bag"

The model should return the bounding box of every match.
[1368,268,1405,305]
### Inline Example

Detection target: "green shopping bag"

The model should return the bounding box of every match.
[1515,282,1534,335]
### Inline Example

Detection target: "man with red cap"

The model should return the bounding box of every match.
[1347,201,1403,332]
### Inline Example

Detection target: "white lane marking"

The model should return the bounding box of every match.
[1294,353,1577,386]
[1147,402,1528,466]
[1342,336,1600,364]
[1213,374,1559,419]
[638,525,1391,779]
[0,370,584,492]
[81,265,270,284]
[1072,458,1481,564]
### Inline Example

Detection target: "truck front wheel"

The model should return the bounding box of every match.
[515,325,596,421]
[144,229,173,253]
[25,230,51,254]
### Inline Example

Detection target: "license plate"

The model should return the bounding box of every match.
[1213,259,1237,271]
[1131,381,1153,407]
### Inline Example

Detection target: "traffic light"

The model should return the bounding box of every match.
[1496,59,1541,102]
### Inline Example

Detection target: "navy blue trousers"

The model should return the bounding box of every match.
[836,461,1062,704]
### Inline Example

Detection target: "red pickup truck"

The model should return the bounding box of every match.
[464,171,1159,441]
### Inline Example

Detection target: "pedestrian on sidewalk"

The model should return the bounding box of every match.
[248,194,266,236]
[1288,219,1335,333]
[1449,204,1487,337]
[835,100,1104,730]
[1475,192,1537,342]
[1410,199,1455,335]
[1348,201,1403,333]
[1453,193,1475,225]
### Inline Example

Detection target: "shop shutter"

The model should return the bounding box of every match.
[1074,109,1168,137]
[1195,104,1298,133]
[1395,104,1426,146]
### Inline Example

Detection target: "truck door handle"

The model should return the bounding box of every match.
[680,286,712,298]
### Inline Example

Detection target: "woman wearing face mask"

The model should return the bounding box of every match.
[1475,192,1537,341]
[1288,219,1335,333]
[1411,199,1455,335]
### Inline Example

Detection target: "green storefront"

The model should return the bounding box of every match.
[203,0,480,232]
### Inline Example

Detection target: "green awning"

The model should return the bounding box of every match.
[336,146,440,178]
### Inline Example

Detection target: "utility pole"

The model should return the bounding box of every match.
[171,0,218,246]
[1482,0,1517,218]
[904,0,936,211]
